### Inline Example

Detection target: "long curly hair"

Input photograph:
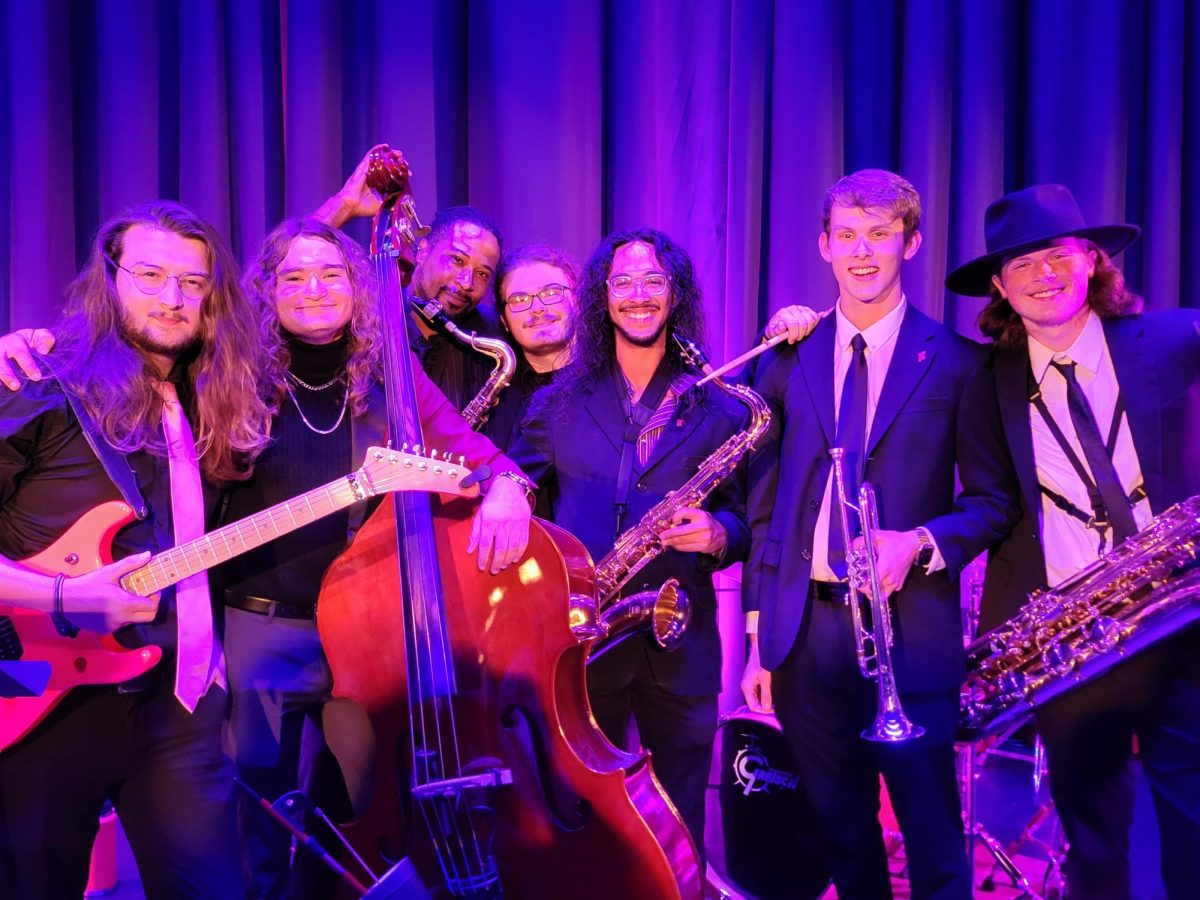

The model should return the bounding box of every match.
[51,201,274,485]
[978,241,1145,351]
[544,229,706,411]
[243,218,382,418]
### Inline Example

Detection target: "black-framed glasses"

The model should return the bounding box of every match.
[606,272,670,298]
[504,283,570,312]
[109,258,211,301]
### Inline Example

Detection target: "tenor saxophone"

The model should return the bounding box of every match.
[960,495,1200,741]
[409,296,517,429]
[574,335,772,659]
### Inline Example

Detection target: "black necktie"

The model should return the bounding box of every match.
[1049,359,1138,543]
[830,333,868,575]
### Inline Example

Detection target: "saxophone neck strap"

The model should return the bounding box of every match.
[611,358,674,538]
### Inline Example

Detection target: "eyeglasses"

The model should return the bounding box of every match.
[274,268,352,295]
[110,259,211,301]
[606,272,670,298]
[504,283,570,312]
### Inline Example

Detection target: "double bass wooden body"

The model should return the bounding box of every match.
[318,497,701,898]
[314,145,702,898]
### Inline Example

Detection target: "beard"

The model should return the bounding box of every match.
[119,309,201,362]
[612,315,670,348]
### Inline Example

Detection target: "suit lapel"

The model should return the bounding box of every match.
[1105,316,1161,506]
[796,313,837,447]
[582,377,624,456]
[994,348,1043,522]
[866,307,937,455]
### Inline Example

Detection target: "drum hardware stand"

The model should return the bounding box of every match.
[236,779,433,899]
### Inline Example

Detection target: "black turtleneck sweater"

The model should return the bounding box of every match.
[216,333,355,609]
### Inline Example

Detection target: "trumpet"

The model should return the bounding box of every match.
[828,447,924,743]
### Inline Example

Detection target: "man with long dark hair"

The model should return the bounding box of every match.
[505,227,750,854]
[0,201,275,898]
[947,183,1200,899]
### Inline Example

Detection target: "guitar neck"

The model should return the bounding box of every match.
[122,472,371,596]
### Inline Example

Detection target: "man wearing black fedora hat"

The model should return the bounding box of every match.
[948,183,1200,899]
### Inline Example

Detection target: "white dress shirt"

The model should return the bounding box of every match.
[1027,310,1152,585]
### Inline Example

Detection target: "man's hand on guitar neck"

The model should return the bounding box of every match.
[2,552,159,634]
[0,327,54,390]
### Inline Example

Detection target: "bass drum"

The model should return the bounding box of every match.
[709,709,830,900]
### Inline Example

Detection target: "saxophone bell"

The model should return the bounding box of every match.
[580,579,693,664]
[829,447,924,743]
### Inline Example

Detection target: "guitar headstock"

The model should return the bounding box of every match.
[672,334,713,375]
[356,446,481,500]
[367,145,431,279]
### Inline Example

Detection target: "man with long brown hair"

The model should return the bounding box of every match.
[947,183,1200,900]
[0,201,275,898]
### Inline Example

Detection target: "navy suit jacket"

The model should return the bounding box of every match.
[507,359,752,696]
[745,305,1019,691]
[979,309,1200,633]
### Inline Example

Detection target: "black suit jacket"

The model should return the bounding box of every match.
[507,359,752,696]
[979,309,1200,633]
[745,305,1019,691]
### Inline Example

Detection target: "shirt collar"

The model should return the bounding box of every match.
[1027,309,1105,384]
[834,294,908,353]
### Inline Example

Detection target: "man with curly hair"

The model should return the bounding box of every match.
[506,228,750,854]
[0,201,275,898]
[947,183,1200,899]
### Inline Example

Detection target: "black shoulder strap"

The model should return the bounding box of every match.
[62,388,148,519]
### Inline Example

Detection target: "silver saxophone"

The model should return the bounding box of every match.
[960,494,1200,741]
[408,296,517,430]
[574,335,772,660]
[829,447,924,742]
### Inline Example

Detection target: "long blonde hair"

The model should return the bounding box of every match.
[55,201,275,484]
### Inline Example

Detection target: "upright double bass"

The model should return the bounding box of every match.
[316,148,702,898]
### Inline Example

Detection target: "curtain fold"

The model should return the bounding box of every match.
[3,0,1196,337]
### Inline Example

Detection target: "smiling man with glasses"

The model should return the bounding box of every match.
[505,227,753,858]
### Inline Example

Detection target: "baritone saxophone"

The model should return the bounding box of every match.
[575,335,772,660]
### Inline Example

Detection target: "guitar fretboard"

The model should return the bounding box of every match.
[122,474,368,596]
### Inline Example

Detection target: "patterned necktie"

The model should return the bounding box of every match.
[829,333,869,576]
[156,382,220,712]
[1049,360,1138,543]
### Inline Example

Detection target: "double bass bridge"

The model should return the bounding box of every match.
[411,768,514,799]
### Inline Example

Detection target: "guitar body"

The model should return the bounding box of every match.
[317,495,702,899]
[0,501,163,752]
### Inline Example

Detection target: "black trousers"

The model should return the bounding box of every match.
[772,592,971,900]
[0,666,241,899]
[1034,629,1200,900]
[587,646,718,859]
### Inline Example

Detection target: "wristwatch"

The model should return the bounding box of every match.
[914,528,934,568]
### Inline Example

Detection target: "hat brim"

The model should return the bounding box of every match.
[945,224,1141,297]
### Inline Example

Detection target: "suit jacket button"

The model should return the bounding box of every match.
[801,549,812,561]
[636,481,647,491]
[809,500,820,511]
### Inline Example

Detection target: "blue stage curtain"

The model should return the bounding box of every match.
[2,0,1196,343]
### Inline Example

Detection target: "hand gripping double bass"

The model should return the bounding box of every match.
[315,147,703,899]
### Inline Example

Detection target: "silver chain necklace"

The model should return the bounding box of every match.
[287,370,343,391]
[285,382,349,435]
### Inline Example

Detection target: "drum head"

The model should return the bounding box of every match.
[713,711,830,900]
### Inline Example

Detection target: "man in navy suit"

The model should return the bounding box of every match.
[947,184,1200,900]
[507,228,751,854]
[741,169,1017,899]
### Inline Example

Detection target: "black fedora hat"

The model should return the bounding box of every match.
[945,184,1140,296]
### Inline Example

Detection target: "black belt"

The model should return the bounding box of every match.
[224,591,316,621]
[809,581,850,603]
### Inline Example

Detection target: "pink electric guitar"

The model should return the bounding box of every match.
[0,446,480,753]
